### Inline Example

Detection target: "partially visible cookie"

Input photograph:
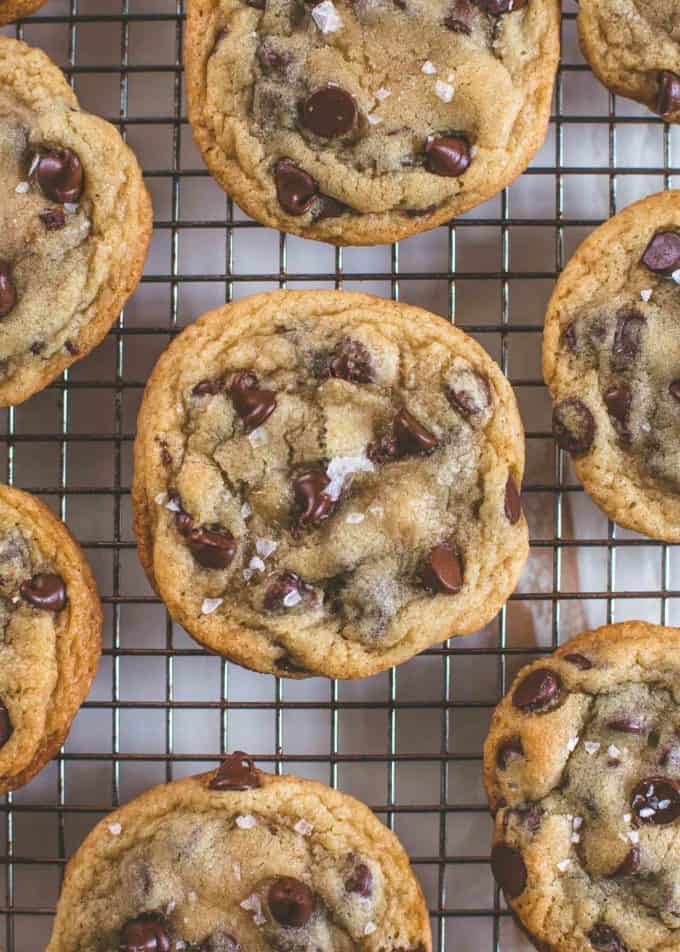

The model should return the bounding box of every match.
[0,483,102,794]
[484,621,680,952]
[184,0,560,245]
[578,0,680,121]
[132,289,528,680]
[0,37,152,406]
[543,189,680,541]
[48,754,431,951]
[0,0,46,25]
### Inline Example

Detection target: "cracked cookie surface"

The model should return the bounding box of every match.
[184,0,560,245]
[132,290,528,679]
[484,621,680,952]
[578,0,680,121]
[48,756,431,952]
[0,483,102,794]
[543,189,680,542]
[0,36,152,406]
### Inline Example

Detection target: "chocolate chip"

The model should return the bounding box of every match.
[346,862,373,897]
[263,571,310,611]
[422,541,463,594]
[20,573,67,612]
[39,207,66,230]
[670,380,680,403]
[490,843,527,898]
[229,371,276,432]
[588,924,627,952]
[496,736,523,769]
[0,702,12,749]
[612,310,644,370]
[552,398,595,457]
[35,149,84,204]
[606,717,647,734]
[631,776,680,825]
[301,83,357,138]
[641,230,680,274]
[292,468,335,529]
[64,339,79,356]
[424,135,471,177]
[120,916,171,952]
[313,194,350,221]
[512,668,561,713]
[394,408,439,455]
[603,383,632,441]
[209,751,260,791]
[504,476,522,525]
[563,652,593,670]
[609,846,640,878]
[268,877,315,928]
[193,378,224,397]
[444,0,473,33]
[656,70,680,118]
[446,369,492,420]
[319,338,374,383]
[187,526,236,570]
[475,0,527,12]
[0,262,17,318]
[274,159,317,215]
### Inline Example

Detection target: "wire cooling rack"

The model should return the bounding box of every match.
[1,1,679,949]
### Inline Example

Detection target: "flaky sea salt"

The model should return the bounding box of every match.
[241,501,252,519]
[326,453,374,501]
[672,269,680,285]
[367,113,383,126]
[248,556,266,574]
[165,496,181,513]
[255,538,277,559]
[201,597,223,615]
[240,893,266,925]
[28,153,40,177]
[608,744,621,759]
[311,0,343,33]
[628,830,640,844]
[248,426,268,447]
[422,60,437,75]
[154,492,168,505]
[345,512,365,524]
[573,816,583,830]
[364,923,377,936]
[15,181,29,194]
[571,833,580,843]
[435,80,455,103]
[236,814,257,829]
[64,202,79,214]
[638,807,655,819]
[108,822,122,836]
[283,589,302,608]
[368,504,384,517]
[566,736,579,753]
[640,289,653,302]
[375,87,392,102]
[556,859,571,872]
[294,818,314,836]
[584,741,600,755]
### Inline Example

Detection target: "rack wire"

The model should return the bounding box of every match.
[1,1,679,949]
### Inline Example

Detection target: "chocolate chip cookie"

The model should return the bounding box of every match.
[48,753,431,951]
[0,0,46,25]
[0,482,102,794]
[543,190,680,542]
[184,0,560,245]
[484,621,680,952]
[578,1,680,121]
[0,36,152,406]
[132,290,528,679]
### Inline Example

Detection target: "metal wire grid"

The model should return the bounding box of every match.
[0,1,679,949]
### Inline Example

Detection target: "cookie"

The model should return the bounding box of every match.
[48,753,431,951]
[0,36,152,406]
[184,0,560,246]
[0,0,46,25]
[0,483,102,794]
[132,289,528,679]
[543,190,680,542]
[484,621,680,952]
[578,0,680,121]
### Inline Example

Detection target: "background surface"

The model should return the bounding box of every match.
[1,1,679,948]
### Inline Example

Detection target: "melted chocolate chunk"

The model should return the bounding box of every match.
[274,159,317,215]
[313,193,350,221]
[0,702,12,749]
[444,0,473,33]
[193,378,224,397]
[512,668,561,713]
[346,861,373,897]
[490,843,527,898]
[268,877,315,927]
[606,717,647,735]
[0,261,17,318]
[656,70,680,118]
[229,371,276,432]
[504,476,522,525]
[552,398,595,457]
[612,310,644,371]
[446,369,492,420]
[301,83,357,138]
[187,526,237,570]
[631,776,680,825]
[603,383,632,442]
[588,924,627,952]
[496,736,524,769]
[120,915,171,952]
[263,571,311,611]
[39,207,66,230]
[424,135,471,177]
[209,751,260,791]
[35,149,84,204]
[318,338,374,383]
[641,230,680,274]
[393,408,439,456]
[609,846,640,878]
[422,541,463,594]
[20,573,67,612]
[563,652,593,670]
[292,468,335,529]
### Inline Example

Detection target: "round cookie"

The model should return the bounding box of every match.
[184,0,560,246]
[0,483,102,794]
[48,753,431,951]
[0,36,152,406]
[578,0,680,121]
[132,289,528,679]
[484,621,680,952]
[543,190,680,542]
[0,0,46,25]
